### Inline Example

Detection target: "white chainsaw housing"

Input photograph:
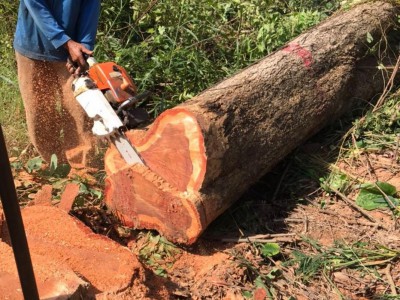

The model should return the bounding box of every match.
[73,76,123,137]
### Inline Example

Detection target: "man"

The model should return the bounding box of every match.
[14,0,101,169]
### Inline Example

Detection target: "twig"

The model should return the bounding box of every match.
[244,233,296,239]
[17,143,33,161]
[134,0,159,25]
[219,237,297,243]
[329,187,389,230]
[205,233,298,243]
[319,209,380,227]
[364,152,379,182]
[374,183,398,211]
[273,218,303,223]
[384,264,397,296]
[302,211,308,234]
[394,134,400,165]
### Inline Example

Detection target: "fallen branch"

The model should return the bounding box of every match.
[384,264,398,296]
[205,233,298,243]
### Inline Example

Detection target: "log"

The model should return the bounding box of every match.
[104,1,400,244]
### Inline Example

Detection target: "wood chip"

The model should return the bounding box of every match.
[58,183,80,212]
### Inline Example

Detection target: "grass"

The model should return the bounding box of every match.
[0,3,27,154]
[0,65,27,154]
[290,238,400,283]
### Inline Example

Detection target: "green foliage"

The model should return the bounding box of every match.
[289,239,400,283]
[97,0,340,115]
[352,97,400,151]
[138,232,180,277]
[25,156,43,173]
[77,182,103,201]
[320,172,350,193]
[0,2,27,150]
[40,154,71,178]
[0,2,18,64]
[356,181,399,211]
[25,154,71,178]
[260,242,280,257]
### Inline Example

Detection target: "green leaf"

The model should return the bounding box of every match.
[11,161,23,170]
[51,178,68,190]
[79,183,89,194]
[356,182,399,211]
[242,290,252,299]
[26,157,43,173]
[261,242,280,257]
[154,267,167,277]
[150,234,161,245]
[89,188,103,199]
[254,276,267,289]
[157,26,165,35]
[359,181,397,196]
[39,154,70,178]
[266,267,281,280]
[53,164,71,178]
[321,173,349,193]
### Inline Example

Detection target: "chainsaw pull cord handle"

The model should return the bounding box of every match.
[0,125,39,300]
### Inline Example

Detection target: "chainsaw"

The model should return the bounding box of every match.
[72,57,149,165]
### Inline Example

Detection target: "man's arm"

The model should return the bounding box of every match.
[65,0,101,75]
[23,0,94,74]
[22,0,70,49]
[76,0,101,51]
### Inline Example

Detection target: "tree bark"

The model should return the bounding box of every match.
[104,1,400,244]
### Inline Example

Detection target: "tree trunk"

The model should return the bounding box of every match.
[104,1,400,244]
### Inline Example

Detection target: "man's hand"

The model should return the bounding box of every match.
[64,40,93,75]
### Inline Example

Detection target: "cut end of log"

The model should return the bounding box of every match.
[106,108,207,193]
[105,108,208,244]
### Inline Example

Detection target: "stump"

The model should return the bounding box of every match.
[105,1,400,244]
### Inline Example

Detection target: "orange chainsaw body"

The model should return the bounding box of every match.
[88,62,137,103]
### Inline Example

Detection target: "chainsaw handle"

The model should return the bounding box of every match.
[116,91,151,114]
[67,54,94,76]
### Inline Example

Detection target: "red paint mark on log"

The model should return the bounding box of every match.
[282,43,313,68]
[59,183,80,212]
[33,184,53,206]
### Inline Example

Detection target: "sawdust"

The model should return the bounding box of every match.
[16,52,97,169]
[1,205,145,297]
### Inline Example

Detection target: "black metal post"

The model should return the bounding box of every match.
[0,125,39,300]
